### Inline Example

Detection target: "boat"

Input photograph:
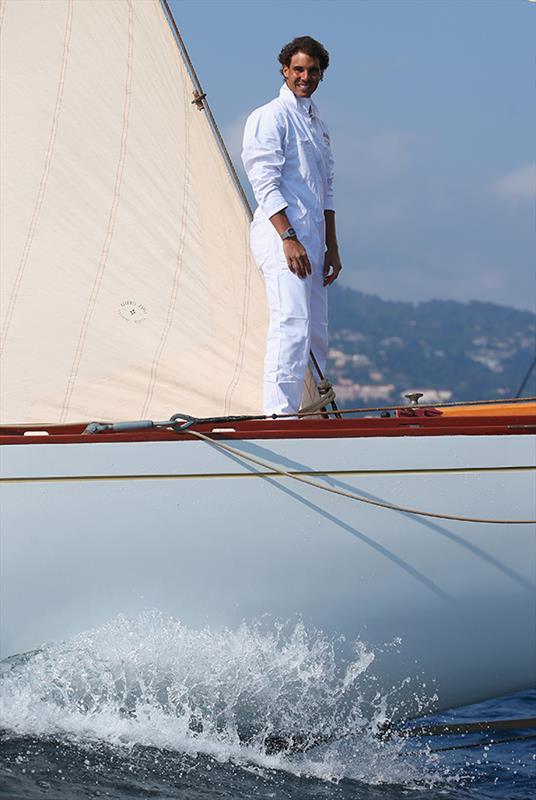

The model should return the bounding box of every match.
[1,0,535,726]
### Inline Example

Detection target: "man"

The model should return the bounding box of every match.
[242,36,342,416]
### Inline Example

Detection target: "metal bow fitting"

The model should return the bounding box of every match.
[83,413,199,435]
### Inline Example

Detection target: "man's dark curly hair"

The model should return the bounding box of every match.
[278,36,330,78]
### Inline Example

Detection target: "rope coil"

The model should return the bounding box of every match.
[298,379,337,415]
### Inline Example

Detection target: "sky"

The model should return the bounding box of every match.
[169,0,535,311]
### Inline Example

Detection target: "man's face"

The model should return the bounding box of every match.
[283,52,321,98]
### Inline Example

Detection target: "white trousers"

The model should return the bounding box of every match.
[251,215,328,416]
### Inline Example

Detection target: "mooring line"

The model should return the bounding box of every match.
[187,429,536,524]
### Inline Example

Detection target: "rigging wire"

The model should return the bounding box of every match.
[112,394,533,424]
[293,394,536,418]
[516,352,536,398]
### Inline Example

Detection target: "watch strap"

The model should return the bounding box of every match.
[280,227,297,241]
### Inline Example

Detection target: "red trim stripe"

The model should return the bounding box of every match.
[1,414,534,446]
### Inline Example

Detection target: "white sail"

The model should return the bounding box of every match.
[1,0,272,423]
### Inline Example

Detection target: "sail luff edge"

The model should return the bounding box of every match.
[158,0,253,220]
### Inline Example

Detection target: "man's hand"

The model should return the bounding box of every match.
[283,238,312,279]
[323,246,342,286]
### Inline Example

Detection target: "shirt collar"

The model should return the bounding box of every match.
[279,82,319,118]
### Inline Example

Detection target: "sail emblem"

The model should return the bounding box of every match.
[118,300,148,323]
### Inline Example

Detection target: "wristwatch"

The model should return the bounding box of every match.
[280,227,297,241]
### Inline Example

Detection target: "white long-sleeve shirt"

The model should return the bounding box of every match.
[242,83,335,228]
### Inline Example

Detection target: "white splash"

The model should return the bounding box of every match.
[0,611,447,785]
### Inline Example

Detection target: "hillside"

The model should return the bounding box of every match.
[326,285,536,408]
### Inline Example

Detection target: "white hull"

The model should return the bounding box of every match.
[1,430,535,718]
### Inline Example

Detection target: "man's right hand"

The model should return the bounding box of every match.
[283,238,311,279]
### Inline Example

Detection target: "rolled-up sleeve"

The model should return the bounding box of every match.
[324,127,335,212]
[242,108,288,219]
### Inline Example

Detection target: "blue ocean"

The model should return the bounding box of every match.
[1,613,534,799]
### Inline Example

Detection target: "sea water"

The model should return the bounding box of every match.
[0,611,534,799]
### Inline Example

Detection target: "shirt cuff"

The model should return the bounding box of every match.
[260,190,288,219]
[324,192,335,212]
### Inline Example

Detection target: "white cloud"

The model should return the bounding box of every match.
[491,162,536,203]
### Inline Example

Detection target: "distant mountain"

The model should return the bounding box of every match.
[326,285,536,408]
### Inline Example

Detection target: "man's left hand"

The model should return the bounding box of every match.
[323,247,342,287]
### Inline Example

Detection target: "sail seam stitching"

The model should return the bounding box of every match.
[223,219,253,414]
[60,0,134,422]
[141,5,190,417]
[0,0,73,354]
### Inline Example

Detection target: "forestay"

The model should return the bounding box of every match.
[1,0,295,423]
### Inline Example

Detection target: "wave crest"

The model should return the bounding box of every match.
[0,611,443,785]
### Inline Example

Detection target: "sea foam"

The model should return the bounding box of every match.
[0,611,449,786]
